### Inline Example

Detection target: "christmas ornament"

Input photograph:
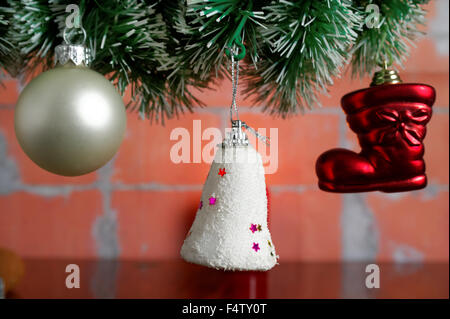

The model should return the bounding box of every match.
[14,26,126,176]
[316,62,435,193]
[180,48,278,271]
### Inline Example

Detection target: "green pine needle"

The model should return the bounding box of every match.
[243,0,363,116]
[351,0,430,77]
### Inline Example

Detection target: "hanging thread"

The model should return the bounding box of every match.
[230,48,240,123]
[228,46,270,146]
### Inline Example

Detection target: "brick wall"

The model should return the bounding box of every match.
[0,1,448,263]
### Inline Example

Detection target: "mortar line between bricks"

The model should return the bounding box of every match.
[192,105,450,113]
[7,182,449,195]
[194,105,343,114]
[132,105,448,118]
[92,157,120,259]
[433,107,450,114]
[170,105,449,111]
[0,104,15,109]
[2,104,448,112]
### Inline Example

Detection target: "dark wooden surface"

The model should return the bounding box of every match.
[6,260,448,299]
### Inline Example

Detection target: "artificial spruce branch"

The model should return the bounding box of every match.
[0,4,15,75]
[0,0,431,120]
[243,0,362,115]
[181,0,269,79]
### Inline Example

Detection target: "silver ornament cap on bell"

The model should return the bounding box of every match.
[14,33,126,176]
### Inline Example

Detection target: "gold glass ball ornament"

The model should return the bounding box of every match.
[14,42,126,176]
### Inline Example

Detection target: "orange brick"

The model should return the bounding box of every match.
[320,73,373,107]
[405,38,449,75]
[0,79,19,105]
[402,72,449,107]
[112,190,201,260]
[425,113,449,184]
[189,77,257,107]
[0,109,98,184]
[190,78,230,107]
[120,83,135,107]
[190,74,345,109]
[344,124,360,152]
[0,191,101,258]
[114,189,342,262]
[422,1,436,29]
[269,190,341,261]
[367,191,449,263]
[393,1,448,75]
[112,112,221,184]
[238,112,340,185]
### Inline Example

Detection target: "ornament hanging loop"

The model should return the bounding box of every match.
[370,57,402,86]
[63,26,87,45]
[376,53,394,70]
[56,9,91,66]
[224,1,252,61]
[225,37,246,61]
[63,3,86,45]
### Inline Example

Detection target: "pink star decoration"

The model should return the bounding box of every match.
[198,201,203,210]
[252,242,260,252]
[250,224,258,233]
[209,196,216,205]
[218,168,226,177]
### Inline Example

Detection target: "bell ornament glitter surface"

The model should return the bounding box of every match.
[315,63,436,193]
[14,32,126,176]
[180,135,278,271]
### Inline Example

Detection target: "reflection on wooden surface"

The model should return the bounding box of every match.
[6,260,448,299]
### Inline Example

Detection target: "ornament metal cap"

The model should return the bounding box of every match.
[55,43,91,66]
[222,120,249,147]
[55,27,91,66]
[370,60,402,86]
